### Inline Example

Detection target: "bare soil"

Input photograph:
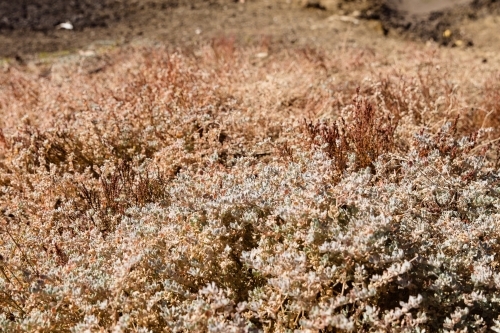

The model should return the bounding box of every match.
[0,0,499,60]
[378,0,500,46]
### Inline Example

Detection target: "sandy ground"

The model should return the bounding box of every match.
[0,0,499,62]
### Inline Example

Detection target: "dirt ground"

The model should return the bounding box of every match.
[0,0,499,61]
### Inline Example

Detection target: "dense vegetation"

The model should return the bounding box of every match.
[1,41,500,331]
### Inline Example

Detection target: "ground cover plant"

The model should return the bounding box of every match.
[1,40,500,332]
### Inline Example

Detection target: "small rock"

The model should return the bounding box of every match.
[351,10,361,18]
[339,15,359,25]
[57,21,73,30]
[301,0,339,11]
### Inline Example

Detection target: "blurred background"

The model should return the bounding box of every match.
[0,0,499,58]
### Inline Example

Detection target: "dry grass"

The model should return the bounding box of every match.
[0,39,500,331]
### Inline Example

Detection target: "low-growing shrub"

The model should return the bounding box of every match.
[0,42,500,332]
[305,89,398,178]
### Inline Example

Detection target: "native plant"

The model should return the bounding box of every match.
[0,41,499,332]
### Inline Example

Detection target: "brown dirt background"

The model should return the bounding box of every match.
[0,0,499,59]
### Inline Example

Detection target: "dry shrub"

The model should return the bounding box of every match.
[75,161,168,233]
[305,89,398,178]
[1,41,500,332]
[475,72,500,133]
